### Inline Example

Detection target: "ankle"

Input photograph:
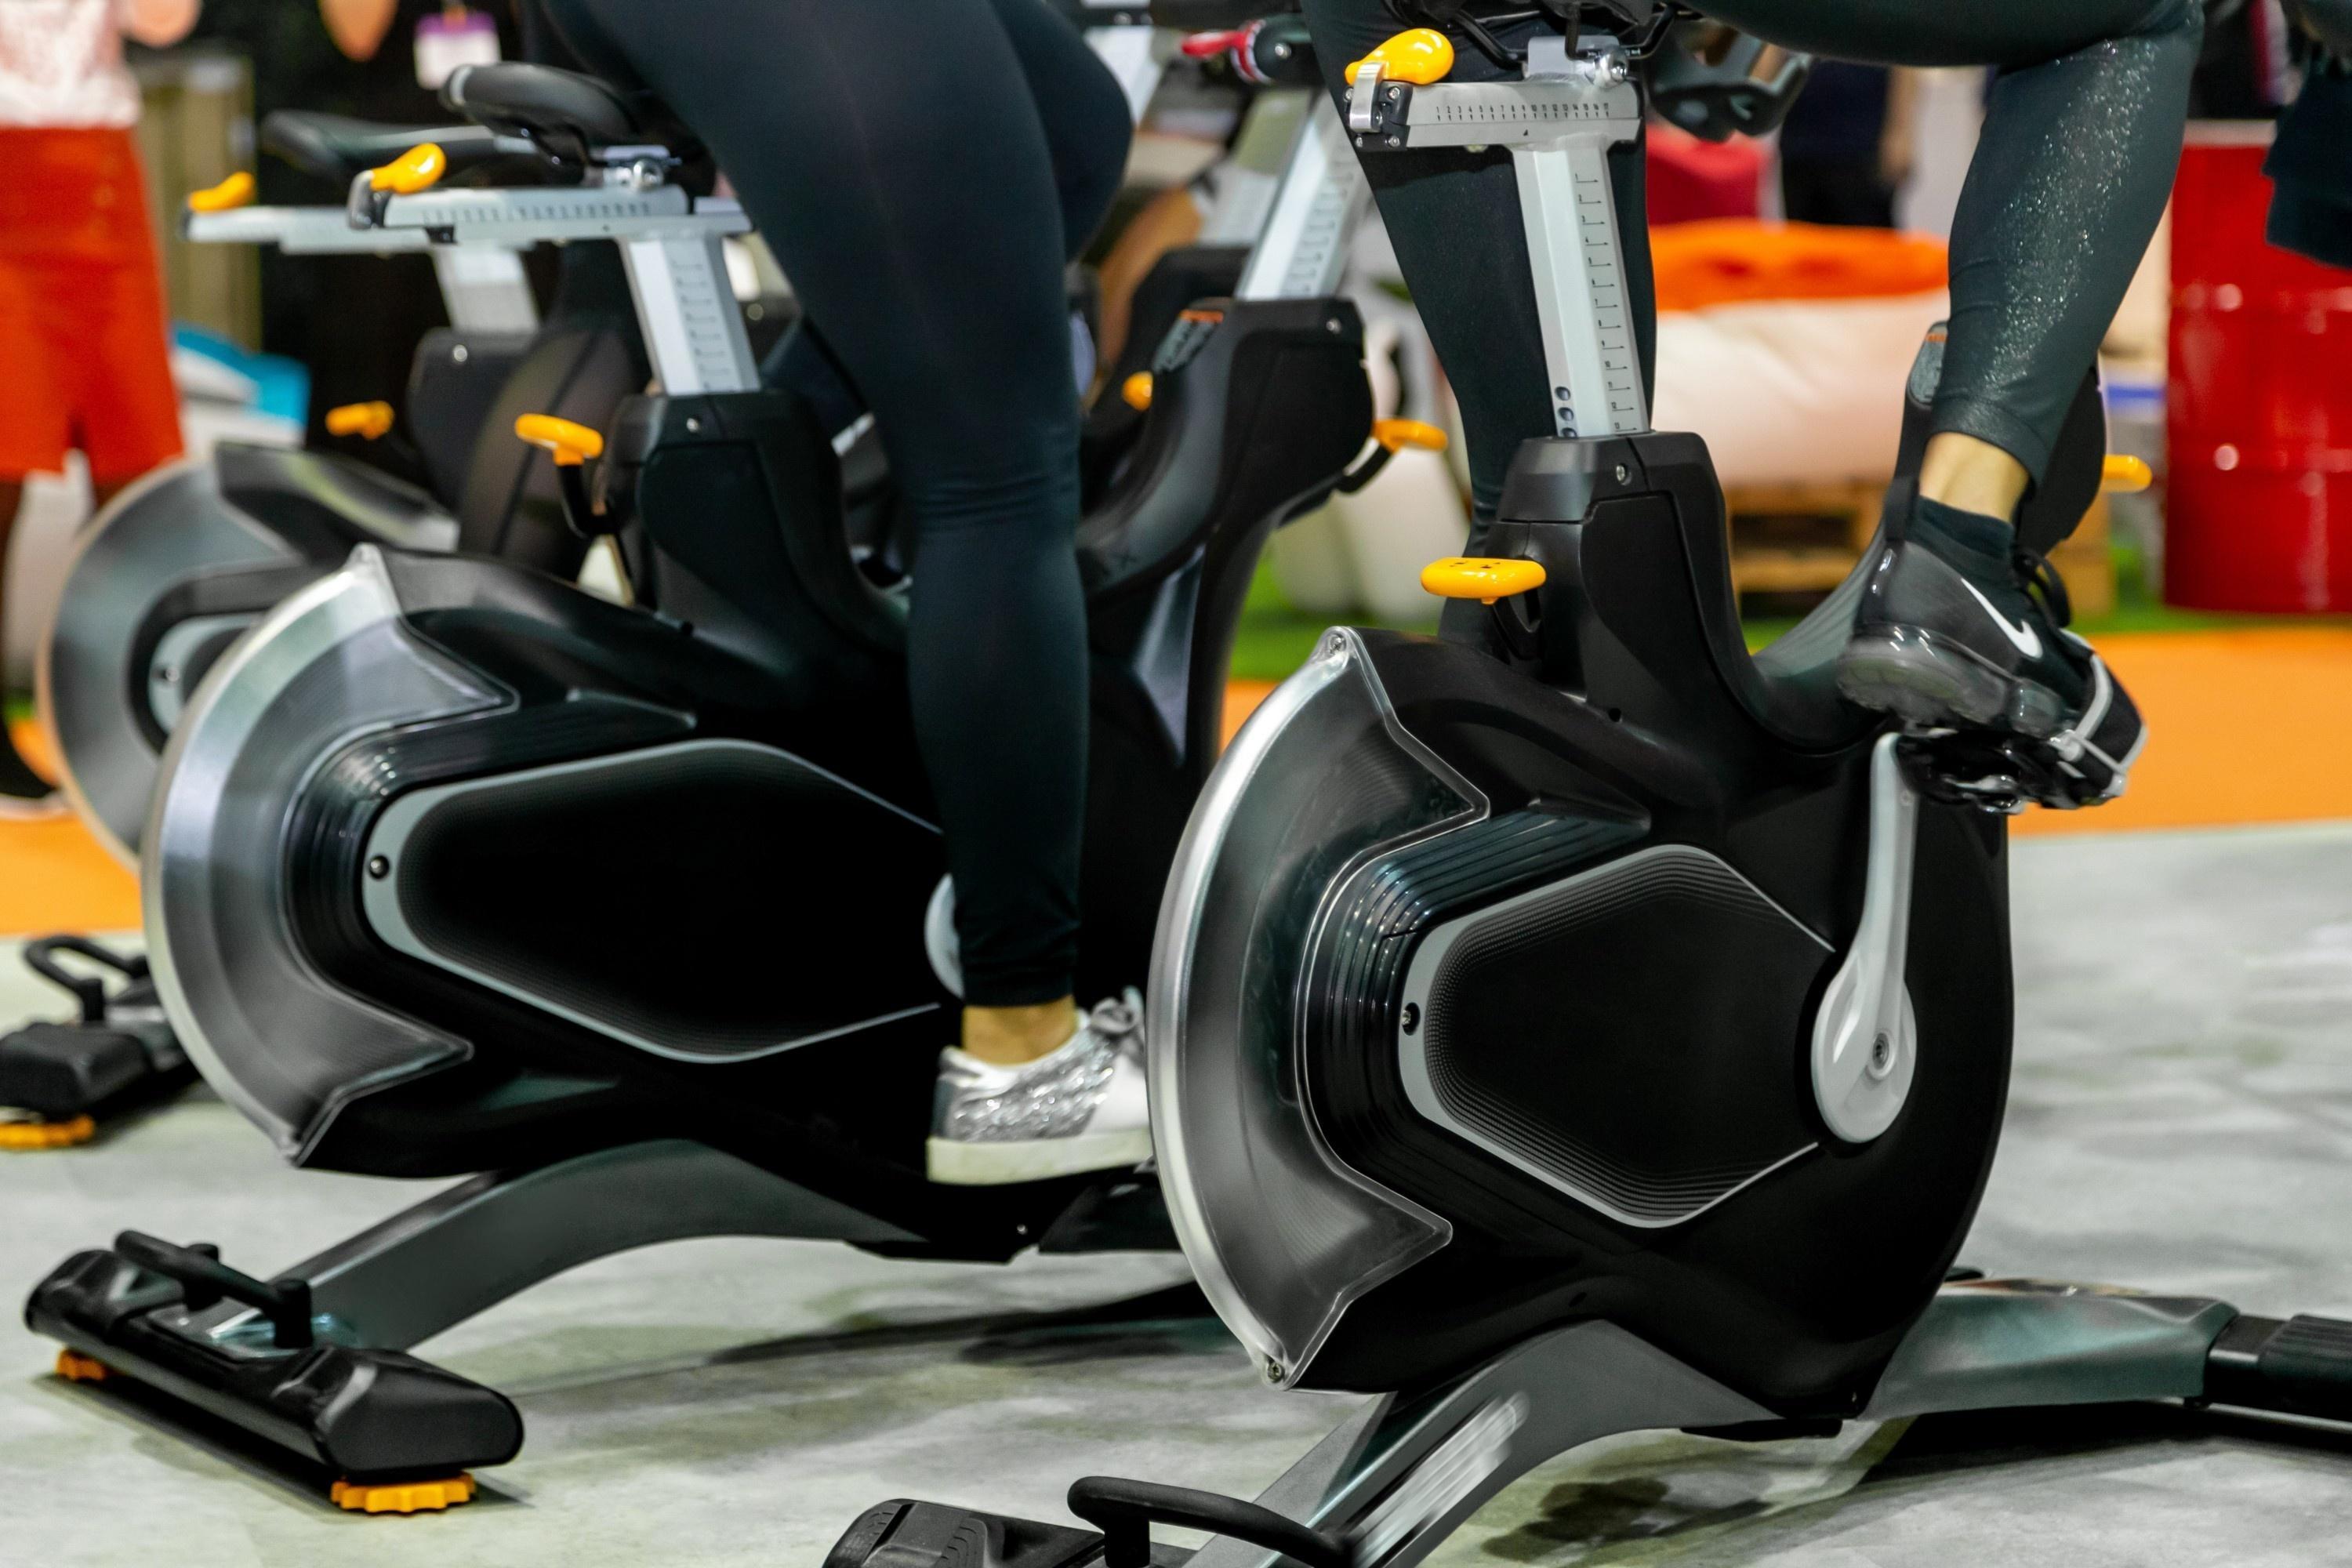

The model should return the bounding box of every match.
[961,998,1081,1067]
[1917,432,2028,523]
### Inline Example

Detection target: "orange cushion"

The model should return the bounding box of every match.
[1650,220,1949,313]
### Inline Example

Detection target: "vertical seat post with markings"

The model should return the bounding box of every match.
[1343,28,1646,438]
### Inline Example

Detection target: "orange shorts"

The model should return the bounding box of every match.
[0,126,184,485]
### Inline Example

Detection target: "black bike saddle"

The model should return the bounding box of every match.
[260,111,530,186]
[441,63,692,164]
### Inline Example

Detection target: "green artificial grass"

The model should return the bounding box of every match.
[1229,561,1438,682]
[1232,541,2352,684]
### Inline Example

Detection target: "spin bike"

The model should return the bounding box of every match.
[24,47,1417,1512]
[819,13,2352,1568]
[0,89,662,1146]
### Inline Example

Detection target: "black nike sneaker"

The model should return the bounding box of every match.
[1838,495,2144,810]
[0,720,61,819]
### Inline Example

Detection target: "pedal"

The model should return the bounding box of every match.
[1895,731,2034,816]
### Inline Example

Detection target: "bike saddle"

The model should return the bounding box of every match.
[215,444,455,558]
[260,111,531,187]
[441,63,690,165]
[1647,20,1812,142]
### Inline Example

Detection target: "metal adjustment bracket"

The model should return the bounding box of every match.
[1236,95,1370,303]
[1346,46,1648,440]
[1809,732,1922,1143]
[365,183,757,394]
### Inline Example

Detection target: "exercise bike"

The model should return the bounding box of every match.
[0,102,657,1145]
[23,45,1416,1512]
[817,13,2352,1568]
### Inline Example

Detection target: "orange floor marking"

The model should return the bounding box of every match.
[1222,628,2352,841]
[2012,628,2352,837]
[0,719,139,939]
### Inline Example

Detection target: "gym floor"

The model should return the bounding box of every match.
[4,822,2351,1566]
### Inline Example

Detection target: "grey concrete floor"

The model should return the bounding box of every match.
[4,827,2352,1567]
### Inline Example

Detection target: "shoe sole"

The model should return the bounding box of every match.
[925,1127,1153,1187]
[1837,626,2069,740]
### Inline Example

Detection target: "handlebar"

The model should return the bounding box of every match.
[1181,15,1320,86]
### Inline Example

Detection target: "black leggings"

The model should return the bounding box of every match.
[540,0,1131,1007]
[1301,0,2203,520]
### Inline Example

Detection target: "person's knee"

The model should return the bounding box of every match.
[906,440,1083,552]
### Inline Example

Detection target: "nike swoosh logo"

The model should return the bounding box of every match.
[1960,579,2042,658]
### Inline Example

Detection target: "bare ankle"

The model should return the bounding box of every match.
[1917,433,2029,524]
[962,998,1081,1067]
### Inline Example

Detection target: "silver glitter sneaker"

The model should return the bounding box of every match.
[926,989,1151,1185]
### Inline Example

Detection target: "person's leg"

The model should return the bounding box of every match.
[1708,0,2201,508]
[0,138,90,805]
[760,0,1129,431]
[546,0,1108,1033]
[545,0,1147,1181]
[982,0,1135,260]
[1694,0,2196,793]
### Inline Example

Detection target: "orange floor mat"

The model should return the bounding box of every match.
[6,630,2350,942]
[2,719,138,937]
[2009,628,2352,837]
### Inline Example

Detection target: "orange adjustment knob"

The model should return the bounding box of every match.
[1374,419,1449,453]
[325,401,396,441]
[2102,454,2154,495]
[1421,556,1546,605]
[370,142,448,195]
[54,1349,108,1382]
[516,414,607,467]
[1345,27,1455,85]
[1122,372,1155,412]
[187,171,256,213]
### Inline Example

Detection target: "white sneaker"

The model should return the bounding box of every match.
[927,989,1151,1186]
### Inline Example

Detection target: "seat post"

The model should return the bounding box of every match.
[1346,34,1650,439]
[1235,97,1371,303]
[619,230,760,395]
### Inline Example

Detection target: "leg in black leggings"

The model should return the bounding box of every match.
[541,0,1131,1007]
[763,0,1132,428]
[1301,0,2200,511]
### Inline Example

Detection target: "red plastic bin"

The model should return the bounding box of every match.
[2167,124,2352,612]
